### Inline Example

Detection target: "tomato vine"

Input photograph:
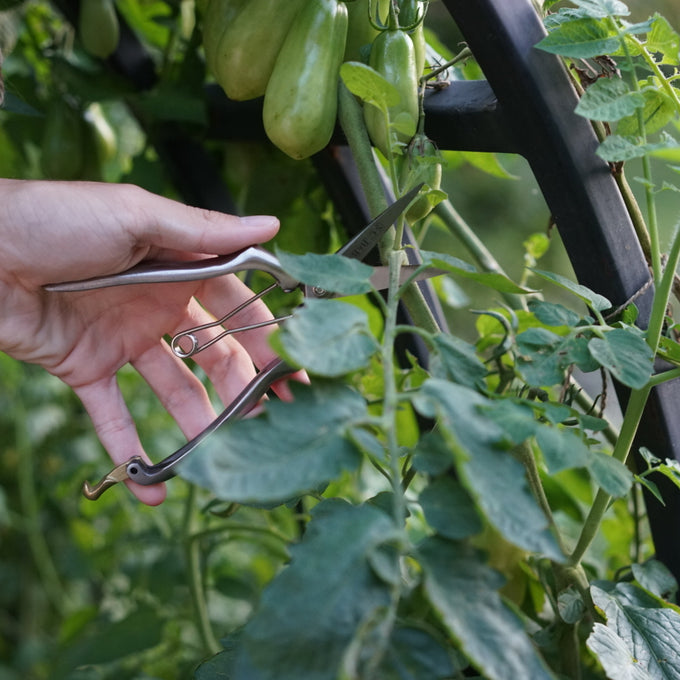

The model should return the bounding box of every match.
[1,0,680,678]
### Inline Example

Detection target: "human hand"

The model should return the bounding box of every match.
[0,179,287,505]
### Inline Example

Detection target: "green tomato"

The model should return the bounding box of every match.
[78,0,120,59]
[202,0,248,76]
[211,0,307,101]
[343,0,389,62]
[40,100,86,180]
[85,102,117,164]
[398,0,427,75]
[263,0,348,160]
[364,26,419,157]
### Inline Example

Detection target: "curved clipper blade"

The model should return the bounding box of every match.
[82,461,131,500]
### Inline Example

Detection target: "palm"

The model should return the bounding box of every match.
[0,179,282,504]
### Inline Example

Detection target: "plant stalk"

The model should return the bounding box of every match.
[338,77,440,335]
[568,224,680,567]
[183,486,221,656]
[569,385,650,566]
[515,440,569,557]
[383,248,409,529]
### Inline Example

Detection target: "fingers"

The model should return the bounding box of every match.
[123,184,280,256]
[75,377,167,506]
[194,275,279,369]
[190,275,306,402]
[172,298,259,407]
[132,340,218,439]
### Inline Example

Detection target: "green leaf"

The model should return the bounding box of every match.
[516,329,599,387]
[598,132,680,163]
[637,453,680,497]
[454,150,519,179]
[419,537,556,680]
[196,649,235,680]
[558,586,587,624]
[529,299,582,328]
[579,413,610,431]
[273,298,379,377]
[657,336,680,366]
[647,14,680,66]
[413,380,563,560]
[616,84,677,137]
[412,430,456,476]
[621,19,655,37]
[588,329,654,389]
[645,131,680,161]
[575,77,645,122]
[516,327,563,351]
[589,450,634,496]
[392,111,418,139]
[53,608,163,675]
[228,499,399,680]
[536,18,621,58]
[275,250,374,296]
[536,426,591,473]
[632,560,678,601]
[515,329,565,386]
[340,61,400,111]
[1,91,43,116]
[598,134,648,161]
[531,269,612,312]
[535,423,630,495]
[377,627,458,680]
[482,399,539,445]
[572,0,630,18]
[540,401,573,424]
[420,250,533,294]
[430,333,488,388]
[419,477,483,540]
[636,474,665,505]
[587,582,680,679]
[178,383,366,504]
[587,624,653,680]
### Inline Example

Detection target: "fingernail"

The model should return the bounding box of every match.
[239,215,279,229]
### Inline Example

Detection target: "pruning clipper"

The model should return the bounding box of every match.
[45,184,444,500]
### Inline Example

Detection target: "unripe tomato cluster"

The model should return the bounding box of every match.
[202,1,435,169]
[202,0,442,220]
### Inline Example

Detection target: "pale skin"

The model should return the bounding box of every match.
[0,178,290,505]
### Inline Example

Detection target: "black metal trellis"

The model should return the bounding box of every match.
[52,0,680,578]
[440,0,680,577]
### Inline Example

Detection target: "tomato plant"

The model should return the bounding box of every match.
[1,0,680,678]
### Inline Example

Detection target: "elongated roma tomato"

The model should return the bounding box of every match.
[78,0,119,59]
[202,0,247,77]
[364,26,419,157]
[343,0,389,62]
[263,0,348,160]
[212,0,307,101]
[41,100,85,180]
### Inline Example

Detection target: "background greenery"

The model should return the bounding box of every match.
[0,0,679,678]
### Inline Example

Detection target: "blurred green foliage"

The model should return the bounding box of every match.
[0,0,679,678]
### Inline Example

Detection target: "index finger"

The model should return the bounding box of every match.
[126,185,280,255]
